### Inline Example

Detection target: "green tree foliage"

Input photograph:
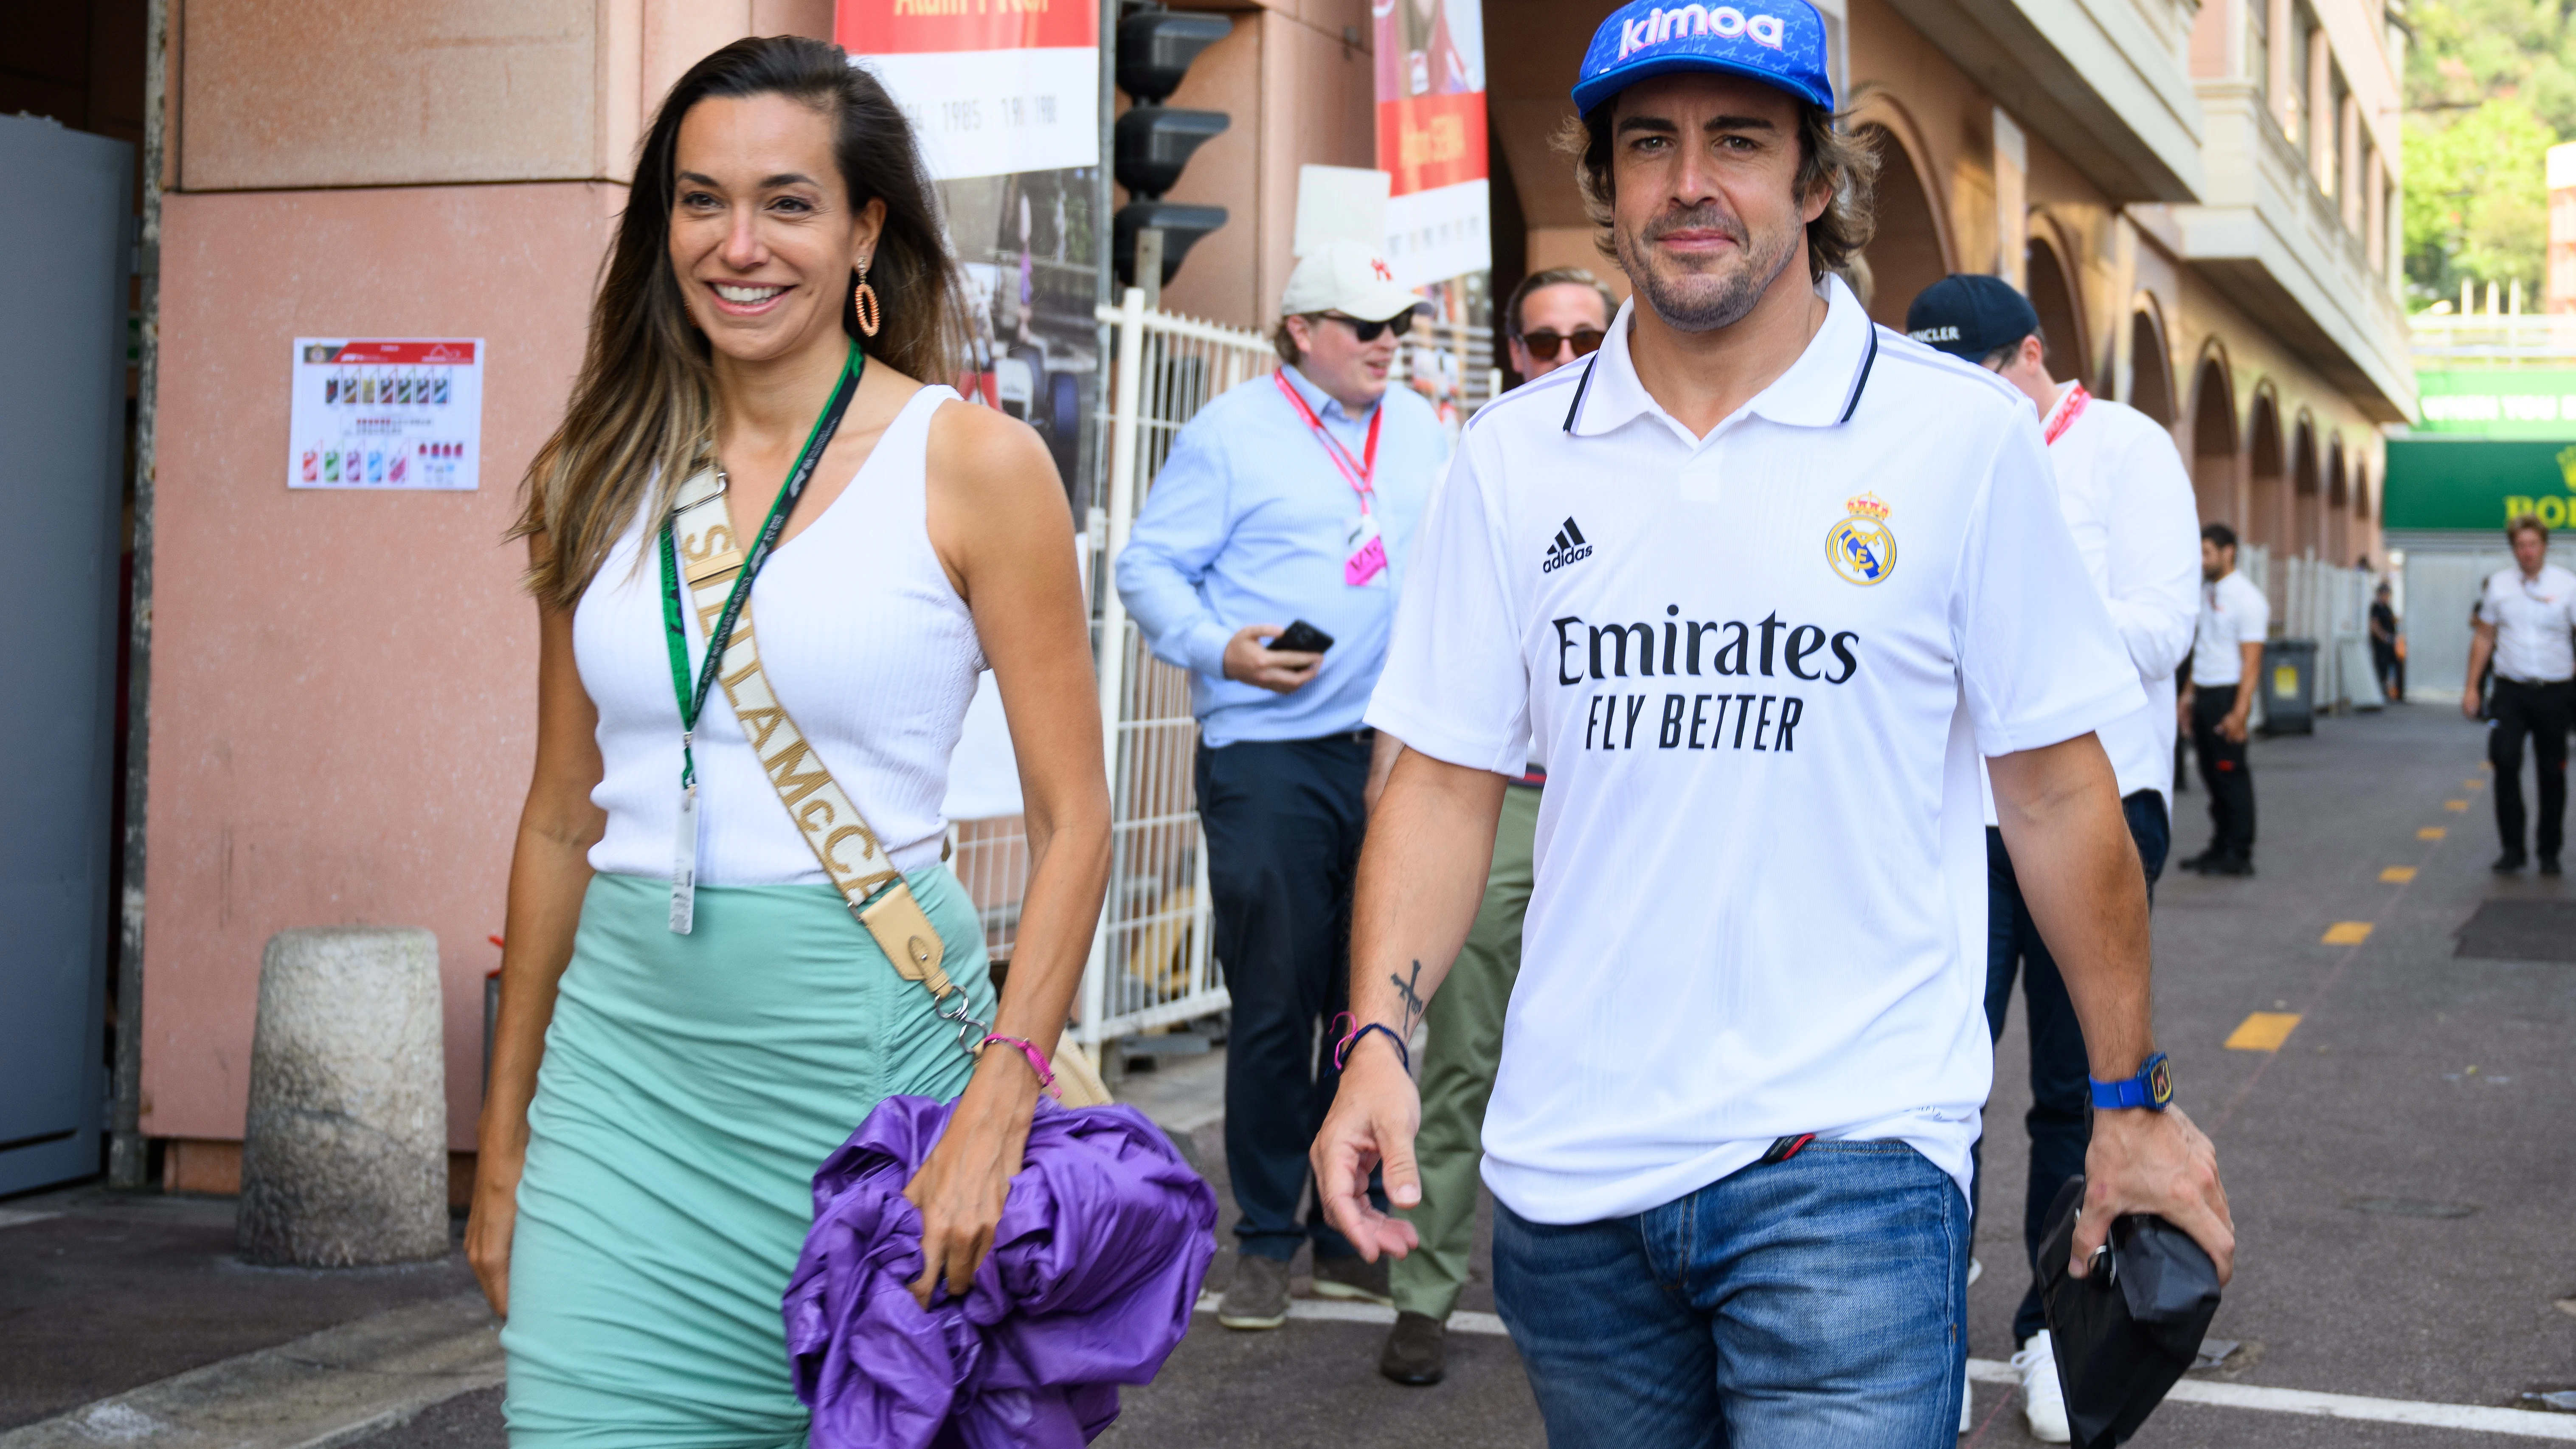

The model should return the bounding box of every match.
[2404,97,2551,304]
[2402,0,2573,305]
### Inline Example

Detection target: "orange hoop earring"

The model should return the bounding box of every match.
[852,262,882,338]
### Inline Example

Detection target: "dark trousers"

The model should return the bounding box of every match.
[1970,791,2170,1347]
[2189,684,2255,862]
[2488,678,2575,862]
[2371,641,2402,700]
[1196,732,1373,1263]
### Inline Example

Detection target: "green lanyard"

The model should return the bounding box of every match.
[657,343,863,792]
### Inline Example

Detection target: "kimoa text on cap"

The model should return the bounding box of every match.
[1617,6,1790,60]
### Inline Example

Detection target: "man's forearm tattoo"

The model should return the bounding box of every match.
[1391,959,1428,1035]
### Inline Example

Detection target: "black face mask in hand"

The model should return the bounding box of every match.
[2032,1175,2224,1448]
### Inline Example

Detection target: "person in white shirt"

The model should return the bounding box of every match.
[2463,514,2576,873]
[1308,5,2233,1439]
[2182,523,2269,875]
[1903,272,2200,1443]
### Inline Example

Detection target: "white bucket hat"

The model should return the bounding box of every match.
[1280,240,1423,323]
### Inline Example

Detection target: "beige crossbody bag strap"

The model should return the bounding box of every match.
[668,468,1112,1104]
[671,468,983,1053]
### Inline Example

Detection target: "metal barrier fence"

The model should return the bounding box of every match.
[1069,289,1285,1048]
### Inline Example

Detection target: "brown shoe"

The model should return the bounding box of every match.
[1379,1310,1446,1386]
[1218,1255,1289,1330]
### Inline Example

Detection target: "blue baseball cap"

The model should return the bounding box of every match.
[1572,0,1835,118]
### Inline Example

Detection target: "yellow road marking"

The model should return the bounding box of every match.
[2380,867,2416,883]
[2419,827,2447,840]
[2226,1012,2303,1051]
[2445,800,2470,811]
[2465,779,2485,791]
[2323,922,2374,945]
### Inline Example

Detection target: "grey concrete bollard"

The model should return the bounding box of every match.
[237,927,450,1266]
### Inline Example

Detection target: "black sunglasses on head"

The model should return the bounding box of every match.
[1321,310,1417,342]
[1521,327,1606,360]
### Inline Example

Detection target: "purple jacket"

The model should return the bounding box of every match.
[785,1095,1218,1449]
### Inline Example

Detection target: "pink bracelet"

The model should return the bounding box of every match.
[981,1034,1057,1097]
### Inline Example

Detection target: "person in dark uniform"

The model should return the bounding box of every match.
[2369,582,2401,702]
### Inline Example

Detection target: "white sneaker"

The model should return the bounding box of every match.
[2011,1331,2071,1443]
[1958,1362,1974,1432]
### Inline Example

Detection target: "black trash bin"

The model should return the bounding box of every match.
[2259,638,2317,735]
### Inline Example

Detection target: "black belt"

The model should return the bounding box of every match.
[2497,676,2574,688]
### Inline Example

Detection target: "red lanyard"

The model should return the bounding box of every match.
[1275,371,1382,512]
[2042,383,2089,446]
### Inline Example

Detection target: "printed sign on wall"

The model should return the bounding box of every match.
[288,338,484,491]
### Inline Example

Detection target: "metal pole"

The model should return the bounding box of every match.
[110,0,169,1191]
[1081,285,1150,1047]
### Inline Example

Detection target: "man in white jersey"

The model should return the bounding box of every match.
[1310,3,2233,1440]
[2182,523,2267,876]
[1905,273,2200,1441]
[2464,514,2576,873]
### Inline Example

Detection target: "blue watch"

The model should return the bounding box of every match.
[2089,1052,2173,1111]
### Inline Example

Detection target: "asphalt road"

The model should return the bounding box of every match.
[12,701,2575,1446]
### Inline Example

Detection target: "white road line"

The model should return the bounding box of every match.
[1198,1296,2576,1440]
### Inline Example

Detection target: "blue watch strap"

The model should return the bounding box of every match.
[2089,1052,2173,1111]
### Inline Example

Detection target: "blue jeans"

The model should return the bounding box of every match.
[1493,1143,1969,1448]
[1972,789,2170,1344]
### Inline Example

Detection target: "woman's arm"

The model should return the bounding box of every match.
[466,537,607,1317]
[910,402,1112,1306]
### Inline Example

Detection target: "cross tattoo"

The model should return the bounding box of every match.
[1390,959,1428,1035]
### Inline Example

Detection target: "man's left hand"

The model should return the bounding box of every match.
[2070,1104,2233,1285]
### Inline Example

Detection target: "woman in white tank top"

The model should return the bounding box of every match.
[464,39,1109,1448]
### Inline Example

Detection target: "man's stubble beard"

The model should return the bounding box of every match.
[1614,204,1805,335]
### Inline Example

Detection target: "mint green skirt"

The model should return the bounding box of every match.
[501,869,989,1449]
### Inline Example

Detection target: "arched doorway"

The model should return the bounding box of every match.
[2247,391,2284,550]
[2354,464,2374,567]
[2326,440,2350,568]
[2025,235,2084,382]
[1854,122,1949,332]
[2292,418,2321,560]
[2128,310,2176,428]
[2189,355,2237,526]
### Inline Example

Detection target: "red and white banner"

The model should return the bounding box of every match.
[837,0,1097,181]
[1372,0,1490,287]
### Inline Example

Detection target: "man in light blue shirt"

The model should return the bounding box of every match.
[1116,240,1449,1330]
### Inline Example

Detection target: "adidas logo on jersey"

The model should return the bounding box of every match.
[1543,517,1593,573]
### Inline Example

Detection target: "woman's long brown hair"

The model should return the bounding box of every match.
[515,36,962,608]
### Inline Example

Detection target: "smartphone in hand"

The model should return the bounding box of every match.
[1270,620,1334,654]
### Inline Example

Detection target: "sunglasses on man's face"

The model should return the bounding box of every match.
[1521,327,1606,361]
[1323,310,1417,343]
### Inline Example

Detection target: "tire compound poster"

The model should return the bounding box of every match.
[287,338,485,490]
[835,0,1102,511]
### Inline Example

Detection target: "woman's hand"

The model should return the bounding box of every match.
[465,1146,523,1317]
[902,1046,1043,1307]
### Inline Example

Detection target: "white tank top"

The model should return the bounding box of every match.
[578,385,982,883]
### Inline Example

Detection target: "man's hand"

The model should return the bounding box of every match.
[2072,1105,2233,1285]
[1222,623,1323,695]
[2461,689,2483,722]
[2220,710,2250,744]
[1309,1038,1424,1262]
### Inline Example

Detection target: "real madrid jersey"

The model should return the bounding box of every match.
[1366,280,2143,1224]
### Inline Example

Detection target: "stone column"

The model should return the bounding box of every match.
[237,927,449,1266]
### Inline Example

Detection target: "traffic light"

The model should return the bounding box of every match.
[1113,6,1231,291]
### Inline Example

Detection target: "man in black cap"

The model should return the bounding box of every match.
[1906,273,2202,1443]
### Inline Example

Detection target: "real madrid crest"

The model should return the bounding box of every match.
[1827,492,1896,586]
